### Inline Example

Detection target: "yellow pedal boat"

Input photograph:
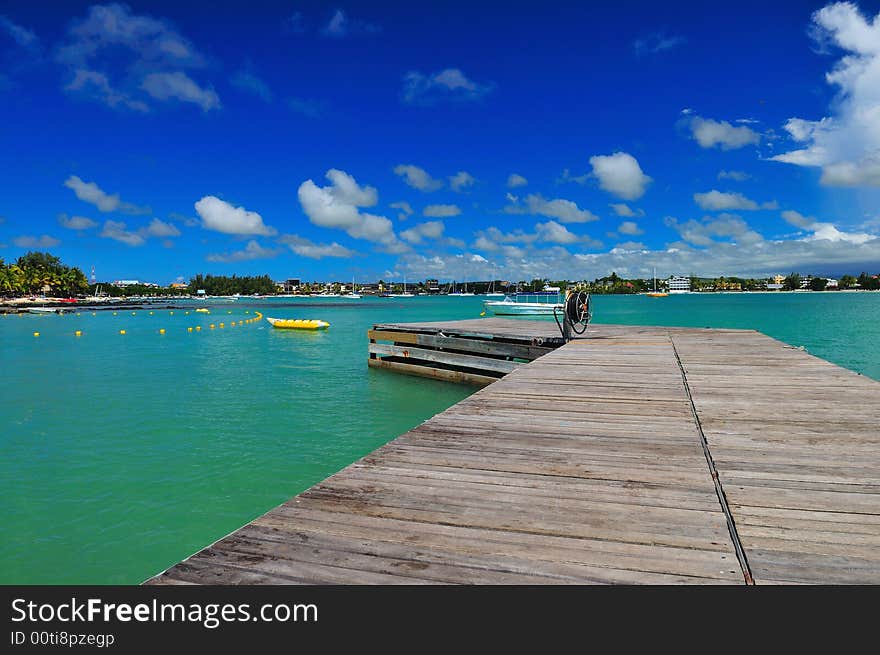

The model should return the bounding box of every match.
[195,308,211,313]
[266,317,330,330]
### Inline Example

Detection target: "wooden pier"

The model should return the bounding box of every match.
[147,319,880,585]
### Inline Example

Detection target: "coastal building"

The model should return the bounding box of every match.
[169,282,188,290]
[668,275,691,293]
[425,278,440,294]
[800,276,813,289]
[826,278,838,288]
[276,278,301,293]
[772,274,785,285]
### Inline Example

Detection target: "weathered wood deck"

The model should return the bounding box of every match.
[146,320,880,585]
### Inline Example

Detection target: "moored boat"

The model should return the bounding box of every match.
[266,317,330,330]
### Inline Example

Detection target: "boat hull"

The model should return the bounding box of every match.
[483,302,562,316]
[266,317,330,330]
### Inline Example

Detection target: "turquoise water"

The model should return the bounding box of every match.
[1,293,878,584]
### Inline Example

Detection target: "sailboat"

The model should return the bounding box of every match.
[389,274,414,297]
[449,280,474,296]
[341,277,361,299]
[485,269,504,297]
[646,267,668,297]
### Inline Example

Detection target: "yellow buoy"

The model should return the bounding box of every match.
[131,312,136,315]
[120,329,126,335]
[185,311,190,315]
[113,312,117,315]
[159,328,166,334]
[227,311,232,314]
[187,327,193,332]
[245,310,249,314]
[149,311,154,315]
[195,326,201,331]
[219,322,225,328]
[75,330,82,337]
[92,312,96,316]
[33,332,40,337]
[170,311,174,315]
[210,324,215,329]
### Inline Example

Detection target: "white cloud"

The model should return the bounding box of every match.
[718,170,752,181]
[1,15,38,49]
[64,175,150,214]
[141,72,219,111]
[206,240,279,263]
[693,190,762,211]
[393,164,443,191]
[401,68,493,105]
[666,214,764,247]
[618,221,644,235]
[278,234,354,259]
[693,190,778,212]
[423,204,461,218]
[13,234,60,249]
[390,201,413,220]
[194,196,277,236]
[505,193,599,224]
[57,4,214,112]
[100,220,145,246]
[143,218,180,238]
[633,32,686,56]
[297,169,404,250]
[771,3,880,187]
[535,220,580,244]
[507,173,528,188]
[320,10,380,37]
[449,171,475,192]
[401,221,445,244]
[688,116,760,150]
[781,209,815,229]
[558,168,591,185]
[58,214,98,230]
[231,69,272,102]
[609,203,644,217]
[782,209,875,244]
[589,152,652,200]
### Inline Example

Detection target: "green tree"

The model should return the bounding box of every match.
[809,277,828,291]
[839,274,857,289]
[783,272,801,291]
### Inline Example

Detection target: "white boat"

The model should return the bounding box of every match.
[341,277,361,299]
[28,307,62,314]
[484,276,504,297]
[483,292,563,316]
[389,275,414,297]
[448,280,474,296]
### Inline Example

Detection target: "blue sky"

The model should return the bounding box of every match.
[1,0,879,284]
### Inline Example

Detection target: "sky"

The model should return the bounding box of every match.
[1,0,879,284]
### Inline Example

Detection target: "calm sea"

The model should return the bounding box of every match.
[1,292,878,583]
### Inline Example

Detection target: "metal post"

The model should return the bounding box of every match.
[562,289,572,342]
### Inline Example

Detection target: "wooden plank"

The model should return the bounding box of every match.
[367,358,497,386]
[369,342,520,374]
[148,320,880,586]
[368,329,554,360]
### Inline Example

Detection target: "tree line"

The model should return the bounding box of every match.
[187,273,277,296]
[0,252,89,297]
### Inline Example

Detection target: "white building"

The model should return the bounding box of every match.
[668,275,691,293]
